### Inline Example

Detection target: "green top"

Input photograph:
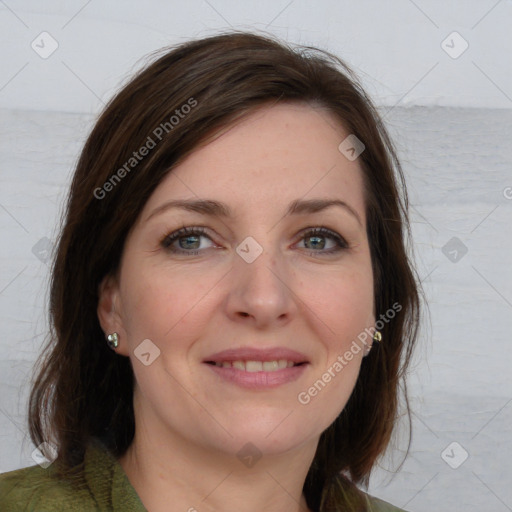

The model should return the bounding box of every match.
[0,439,407,511]
[0,438,145,511]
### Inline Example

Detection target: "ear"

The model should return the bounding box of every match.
[362,309,377,357]
[97,274,129,356]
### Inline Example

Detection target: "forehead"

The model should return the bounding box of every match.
[141,103,366,222]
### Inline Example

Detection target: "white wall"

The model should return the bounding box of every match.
[2,0,512,113]
[1,2,511,510]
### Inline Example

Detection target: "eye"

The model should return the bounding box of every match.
[295,227,348,256]
[160,226,215,255]
[160,225,349,257]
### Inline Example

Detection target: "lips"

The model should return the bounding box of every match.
[203,347,309,365]
[209,360,296,372]
[203,347,310,389]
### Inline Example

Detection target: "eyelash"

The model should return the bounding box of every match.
[160,226,349,257]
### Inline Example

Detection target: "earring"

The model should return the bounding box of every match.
[106,332,119,350]
[364,330,382,356]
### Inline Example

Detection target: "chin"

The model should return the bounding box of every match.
[204,415,317,458]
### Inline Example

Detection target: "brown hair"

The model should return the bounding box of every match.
[28,30,421,511]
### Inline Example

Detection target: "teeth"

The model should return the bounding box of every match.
[246,361,263,372]
[213,359,298,372]
[263,361,278,371]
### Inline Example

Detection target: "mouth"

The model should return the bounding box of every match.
[205,359,307,372]
[202,347,310,389]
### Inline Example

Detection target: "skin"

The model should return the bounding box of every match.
[97,102,376,512]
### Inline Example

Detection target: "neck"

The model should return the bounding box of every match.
[118,401,317,512]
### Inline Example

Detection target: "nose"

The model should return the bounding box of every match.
[225,242,298,328]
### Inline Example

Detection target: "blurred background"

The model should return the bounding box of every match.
[0,1,511,510]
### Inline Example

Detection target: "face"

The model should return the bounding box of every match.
[98,102,375,459]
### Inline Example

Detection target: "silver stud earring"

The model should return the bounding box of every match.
[106,332,119,350]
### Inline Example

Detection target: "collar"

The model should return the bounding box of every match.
[84,437,147,511]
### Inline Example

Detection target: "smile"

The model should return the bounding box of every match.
[202,347,310,389]
[207,360,302,372]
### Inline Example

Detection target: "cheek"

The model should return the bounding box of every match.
[298,278,372,421]
[118,261,171,343]
[120,262,215,346]
[307,268,374,339]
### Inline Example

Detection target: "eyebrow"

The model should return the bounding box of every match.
[145,198,363,227]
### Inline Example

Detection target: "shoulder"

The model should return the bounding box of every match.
[364,492,410,512]
[0,463,91,512]
[0,438,147,511]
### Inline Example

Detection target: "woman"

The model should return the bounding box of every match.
[0,31,421,511]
